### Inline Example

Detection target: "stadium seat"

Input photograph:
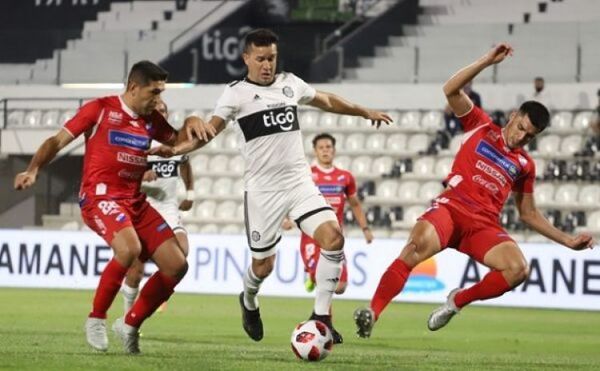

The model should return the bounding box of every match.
[236,202,245,220]
[208,154,229,173]
[334,155,351,170]
[212,177,233,197]
[386,133,407,153]
[535,183,555,205]
[331,133,345,150]
[59,110,75,125]
[338,115,359,130]
[195,177,213,198]
[304,136,315,152]
[168,110,186,128]
[224,131,241,150]
[536,135,561,155]
[421,110,444,132]
[560,135,583,155]
[351,156,372,176]
[412,157,436,177]
[60,221,80,230]
[199,224,219,234]
[191,154,209,174]
[205,132,224,150]
[221,223,242,234]
[24,110,42,127]
[345,133,366,151]
[228,155,244,174]
[572,111,594,131]
[41,110,59,127]
[215,200,237,220]
[365,133,386,152]
[319,112,338,129]
[371,156,394,175]
[407,133,430,153]
[399,111,421,131]
[550,111,573,132]
[383,110,401,125]
[533,158,546,178]
[232,177,245,197]
[7,110,24,127]
[59,202,74,216]
[299,110,319,129]
[390,230,410,239]
[419,181,444,202]
[554,183,579,205]
[402,205,426,224]
[397,181,420,202]
[195,200,217,219]
[585,211,600,230]
[435,157,454,178]
[578,184,600,205]
[185,223,200,234]
[448,135,462,154]
[376,179,398,198]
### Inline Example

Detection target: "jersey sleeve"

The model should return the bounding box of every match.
[290,73,317,105]
[213,85,239,123]
[149,110,177,144]
[346,171,357,197]
[457,105,492,132]
[63,99,103,138]
[512,158,536,193]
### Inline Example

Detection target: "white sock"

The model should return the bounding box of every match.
[314,249,344,315]
[243,266,263,311]
[122,283,139,314]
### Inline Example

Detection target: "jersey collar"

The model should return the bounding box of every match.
[118,95,139,119]
[244,74,278,87]
[314,163,335,173]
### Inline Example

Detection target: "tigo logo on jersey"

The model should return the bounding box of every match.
[476,141,519,179]
[109,130,150,150]
[404,258,444,293]
[262,106,297,131]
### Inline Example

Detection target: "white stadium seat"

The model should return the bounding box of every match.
[191,154,209,174]
[397,181,420,202]
[24,110,42,127]
[549,111,573,132]
[319,112,338,129]
[215,201,237,220]
[224,131,242,150]
[371,156,394,175]
[351,156,372,176]
[421,110,444,131]
[559,135,583,155]
[435,157,454,178]
[208,154,229,173]
[168,109,186,128]
[449,135,462,154]
[386,133,407,153]
[195,200,217,219]
[212,177,233,197]
[535,183,555,205]
[376,179,398,198]
[334,155,351,170]
[199,224,219,234]
[7,110,24,127]
[399,111,421,131]
[205,132,224,150]
[532,158,546,177]
[419,181,444,202]
[221,224,242,234]
[299,110,319,129]
[412,157,436,177]
[365,133,386,151]
[59,110,76,125]
[331,134,345,150]
[586,211,600,230]
[304,136,315,152]
[228,155,245,174]
[390,230,410,239]
[578,184,600,205]
[554,184,579,205]
[407,133,429,153]
[232,178,245,197]
[345,133,366,151]
[338,115,359,130]
[572,111,594,131]
[536,135,561,155]
[195,177,213,198]
[41,110,59,127]
[402,205,426,224]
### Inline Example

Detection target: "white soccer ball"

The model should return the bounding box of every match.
[290,320,333,362]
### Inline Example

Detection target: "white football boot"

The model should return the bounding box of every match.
[85,317,108,352]
[112,317,140,354]
[427,288,461,331]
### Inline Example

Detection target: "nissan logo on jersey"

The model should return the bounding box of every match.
[150,160,178,178]
[262,106,296,131]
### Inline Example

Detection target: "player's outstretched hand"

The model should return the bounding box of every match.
[184,116,215,142]
[142,170,158,182]
[14,170,37,190]
[148,145,177,158]
[566,233,595,251]
[484,43,514,65]
[179,199,193,211]
[363,228,374,244]
[365,110,393,129]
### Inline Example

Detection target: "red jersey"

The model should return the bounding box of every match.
[441,105,536,219]
[310,164,357,226]
[64,95,176,202]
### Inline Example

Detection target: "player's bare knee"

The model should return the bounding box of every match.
[505,259,529,285]
[321,229,344,252]
[398,242,419,268]
[253,256,275,278]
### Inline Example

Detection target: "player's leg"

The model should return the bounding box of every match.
[174,229,189,257]
[122,259,145,314]
[300,237,318,292]
[335,262,348,294]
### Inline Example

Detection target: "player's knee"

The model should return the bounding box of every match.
[399,242,420,268]
[176,260,189,280]
[335,281,347,295]
[115,242,142,266]
[253,257,275,279]
[506,259,529,285]
[321,229,344,252]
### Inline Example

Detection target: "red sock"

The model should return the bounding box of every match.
[125,271,179,328]
[370,259,411,320]
[89,259,128,319]
[454,270,511,308]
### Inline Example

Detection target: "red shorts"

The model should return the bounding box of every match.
[300,235,348,283]
[418,201,513,264]
[81,196,175,261]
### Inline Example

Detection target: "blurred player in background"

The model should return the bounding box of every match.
[283,133,372,295]
[121,99,194,315]
[14,61,204,354]
[354,44,595,338]
[150,28,392,344]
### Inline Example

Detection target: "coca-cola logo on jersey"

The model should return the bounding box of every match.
[151,160,178,178]
[262,106,296,131]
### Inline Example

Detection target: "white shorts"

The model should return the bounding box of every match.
[148,200,187,235]
[244,180,338,259]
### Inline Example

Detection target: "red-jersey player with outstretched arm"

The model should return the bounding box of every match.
[14,61,210,354]
[354,44,595,338]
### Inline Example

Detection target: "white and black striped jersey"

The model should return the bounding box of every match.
[213,72,316,191]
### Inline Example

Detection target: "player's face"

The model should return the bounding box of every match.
[314,139,335,166]
[131,80,166,116]
[505,113,540,149]
[243,43,278,85]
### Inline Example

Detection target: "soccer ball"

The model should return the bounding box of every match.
[290,320,333,362]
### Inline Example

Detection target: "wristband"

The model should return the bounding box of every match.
[185,190,195,200]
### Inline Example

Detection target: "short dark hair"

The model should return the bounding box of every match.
[127,60,168,87]
[534,76,544,82]
[243,28,279,52]
[313,133,336,148]
[518,100,550,132]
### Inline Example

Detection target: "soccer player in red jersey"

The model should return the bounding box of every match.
[14,61,205,354]
[354,44,596,338]
[285,133,372,295]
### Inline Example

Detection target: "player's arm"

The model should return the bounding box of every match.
[514,192,595,250]
[14,129,75,190]
[347,194,373,244]
[444,43,513,116]
[307,91,393,128]
[150,116,227,157]
[178,158,194,211]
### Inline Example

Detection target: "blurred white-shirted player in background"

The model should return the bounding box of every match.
[121,100,195,314]
[150,28,392,344]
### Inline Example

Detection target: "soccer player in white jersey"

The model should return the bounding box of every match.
[121,100,195,314]
[151,28,392,344]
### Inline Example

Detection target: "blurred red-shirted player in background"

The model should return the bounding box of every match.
[354,44,595,339]
[14,61,208,354]
[285,133,372,296]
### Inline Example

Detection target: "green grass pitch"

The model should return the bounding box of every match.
[0,288,598,370]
